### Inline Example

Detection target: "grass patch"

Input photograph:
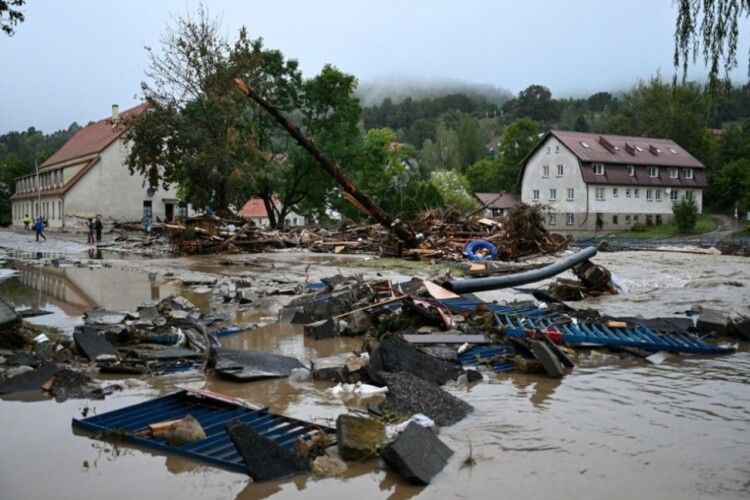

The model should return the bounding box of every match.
[609,214,717,240]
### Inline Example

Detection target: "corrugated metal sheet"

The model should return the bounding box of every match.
[72,388,335,474]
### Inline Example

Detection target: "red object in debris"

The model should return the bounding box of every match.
[525,327,562,343]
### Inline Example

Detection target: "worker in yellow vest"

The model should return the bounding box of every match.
[22,213,31,230]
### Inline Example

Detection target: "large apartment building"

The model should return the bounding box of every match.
[519,130,707,233]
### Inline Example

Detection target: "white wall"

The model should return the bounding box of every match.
[521,135,587,213]
[65,138,184,221]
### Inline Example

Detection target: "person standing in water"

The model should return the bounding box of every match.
[87,218,95,244]
[94,215,103,243]
[35,217,46,242]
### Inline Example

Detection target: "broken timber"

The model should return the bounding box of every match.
[233,77,418,247]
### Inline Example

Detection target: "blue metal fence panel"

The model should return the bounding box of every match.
[72,390,335,474]
[440,296,734,355]
[458,345,516,373]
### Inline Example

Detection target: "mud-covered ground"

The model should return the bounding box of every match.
[0,228,748,500]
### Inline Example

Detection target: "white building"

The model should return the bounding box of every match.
[519,130,707,233]
[11,104,189,229]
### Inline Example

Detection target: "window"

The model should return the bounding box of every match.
[555,145,560,153]
[52,202,55,219]
[655,189,662,201]
[648,167,658,178]
[548,213,557,225]
[177,202,188,218]
[634,188,640,198]
[542,165,549,177]
[669,168,678,179]
[626,188,631,197]
[567,188,574,201]
[670,189,679,201]
[625,214,631,224]
[293,217,298,225]
[592,163,604,175]
[581,141,590,148]
[646,189,653,201]
[566,213,574,225]
[595,187,605,200]
[612,215,618,224]
[58,201,62,220]
[686,190,693,200]
[143,200,153,218]
[613,188,619,197]
[557,164,564,176]
[546,146,551,154]
[627,165,635,176]
[634,214,639,222]
[685,168,694,179]
[656,215,663,225]
[532,189,540,201]
[549,188,557,200]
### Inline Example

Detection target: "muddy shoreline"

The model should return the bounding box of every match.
[1,228,749,500]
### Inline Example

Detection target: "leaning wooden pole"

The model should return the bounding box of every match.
[233,77,419,247]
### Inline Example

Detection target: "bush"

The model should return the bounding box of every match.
[630,223,647,232]
[672,197,698,233]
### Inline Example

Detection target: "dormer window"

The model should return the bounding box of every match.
[627,165,635,176]
[580,141,590,148]
[648,167,659,178]
[669,168,678,179]
[685,168,694,179]
[592,163,604,175]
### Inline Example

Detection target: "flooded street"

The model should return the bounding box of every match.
[1,235,749,499]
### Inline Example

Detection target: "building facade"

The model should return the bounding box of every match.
[519,131,707,233]
[11,104,189,229]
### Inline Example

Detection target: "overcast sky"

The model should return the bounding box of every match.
[1,0,748,134]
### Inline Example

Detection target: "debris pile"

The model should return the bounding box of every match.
[161,204,568,262]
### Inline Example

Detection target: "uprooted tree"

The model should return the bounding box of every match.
[124,8,362,228]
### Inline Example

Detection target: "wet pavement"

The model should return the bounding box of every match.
[0,230,749,499]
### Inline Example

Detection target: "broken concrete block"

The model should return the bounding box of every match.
[73,329,118,361]
[734,318,750,341]
[304,319,336,340]
[380,371,472,426]
[311,455,348,477]
[84,308,127,326]
[0,297,20,330]
[226,420,308,481]
[278,306,312,324]
[211,347,305,381]
[379,422,453,484]
[336,414,385,461]
[0,361,58,394]
[695,307,733,334]
[165,414,207,445]
[529,340,564,378]
[368,336,464,386]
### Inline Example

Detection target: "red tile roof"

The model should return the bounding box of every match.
[548,130,705,168]
[40,103,148,169]
[580,164,707,188]
[474,192,522,209]
[238,198,269,218]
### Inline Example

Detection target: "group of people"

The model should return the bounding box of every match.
[21,212,103,245]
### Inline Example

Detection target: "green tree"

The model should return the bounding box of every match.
[456,115,485,170]
[495,117,540,193]
[672,197,698,233]
[419,120,460,171]
[428,169,475,211]
[0,0,25,36]
[711,158,750,211]
[466,158,499,193]
[674,0,750,88]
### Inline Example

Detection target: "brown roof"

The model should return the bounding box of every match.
[40,103,148,169]
[547,130,705,168]
[238,198,269,218]
[474,192,522,209]
[580,164,707,188]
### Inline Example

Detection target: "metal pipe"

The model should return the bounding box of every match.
[444,246,598,293]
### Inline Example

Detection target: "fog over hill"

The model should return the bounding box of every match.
[356,76,513,107]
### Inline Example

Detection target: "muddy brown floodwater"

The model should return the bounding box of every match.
[1,247,749,500]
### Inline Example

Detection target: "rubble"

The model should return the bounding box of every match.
[210,347,305,381]
[336,414,386,461]
[226,420,309,481]
[367,336,464,386]
[0,361,58,395]
[311,456,348,477]
[379,422,454,485]
[379,371,473,426]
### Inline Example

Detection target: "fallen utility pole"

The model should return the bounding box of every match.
[233,77,418,247]
[444,246,598,293]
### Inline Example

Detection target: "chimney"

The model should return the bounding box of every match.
[111,104,120,123]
